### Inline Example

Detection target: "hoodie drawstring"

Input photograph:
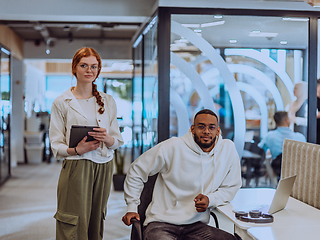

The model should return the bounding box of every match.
[201,154,204,194]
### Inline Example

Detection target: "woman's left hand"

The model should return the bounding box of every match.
[89,127,114,147]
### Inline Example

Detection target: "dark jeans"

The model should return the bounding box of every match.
[143,221,236,240]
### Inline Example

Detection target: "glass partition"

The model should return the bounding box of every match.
[104,78,132,161]
[132,36,143,159]
[132,15,158,158]
[0,47,11,184]
[170,14,309,155]
[142,16,158,153]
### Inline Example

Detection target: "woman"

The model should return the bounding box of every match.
[287,81,308,137]
[49,47,123,239]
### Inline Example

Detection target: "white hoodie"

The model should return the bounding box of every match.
[124,129,242,226]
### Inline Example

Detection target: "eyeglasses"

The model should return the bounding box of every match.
[78,63,99,72]
[195,125,216,132]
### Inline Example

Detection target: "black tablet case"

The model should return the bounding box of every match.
[69,125,98,148]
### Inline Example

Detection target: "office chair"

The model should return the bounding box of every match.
[130,174,220,240]
[241,142,266,187]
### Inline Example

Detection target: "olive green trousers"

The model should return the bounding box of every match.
[54,159,113,240]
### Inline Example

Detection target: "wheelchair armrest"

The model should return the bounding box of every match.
[131,218,143,240]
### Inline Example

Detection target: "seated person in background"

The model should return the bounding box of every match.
[258,111,306,178]
[122,109,241,240]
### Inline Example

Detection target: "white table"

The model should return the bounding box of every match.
[217,188,320,240]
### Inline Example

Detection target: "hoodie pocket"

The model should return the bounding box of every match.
[54,210,79,240]
[164,200,197,220]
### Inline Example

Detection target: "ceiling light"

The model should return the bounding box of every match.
[142,16,157,35]
[229,39,237,44]
[178,38,189,43]
[282,17,309,22]
[280,40,288,45]
[194,29,202,33]
[63,26,70,32]
[181,24,201,28]
[1,48,10,55]
[201,21,225,28]
[133,35,142,48]
[249,31,278,38]
[33,24,44,31]
[251,30,261,34]
[46,39,51,54]
[84,24,95,29]
[214,15,223,19]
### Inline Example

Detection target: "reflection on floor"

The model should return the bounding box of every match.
[0,161,131,240]
[0,161,264,240]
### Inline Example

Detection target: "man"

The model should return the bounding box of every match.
[258,111,306,178]
[122,109,241,240]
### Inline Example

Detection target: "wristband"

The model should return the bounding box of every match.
[74,147,80,156]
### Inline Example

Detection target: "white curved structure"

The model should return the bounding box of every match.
[171,52,217,113]
[171,21,245,156]
[170,88,190,137]
[225,48,295,101]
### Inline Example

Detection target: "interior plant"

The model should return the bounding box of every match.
[113,145,127,191]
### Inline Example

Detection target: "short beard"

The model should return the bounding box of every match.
[194,133,215,149]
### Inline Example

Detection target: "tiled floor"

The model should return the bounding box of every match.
[0,160,274,240]
[0,161,131,240]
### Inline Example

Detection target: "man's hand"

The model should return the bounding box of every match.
[194,194,209,212]
[122,212,140,226]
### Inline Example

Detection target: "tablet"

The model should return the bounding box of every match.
[69,125,98,148]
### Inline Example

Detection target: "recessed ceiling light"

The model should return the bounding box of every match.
[249,31,278,38]
[201,21,225,28]
[280,40,288,45]
[178,38,189,43]
[84,24,95,29]
[251,30,261,34]
[229,39,237,44]
[214,15,223,19]
[282,17,309,22]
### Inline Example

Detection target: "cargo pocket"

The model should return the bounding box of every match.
[100,208,107,237]
[54,210,79,240]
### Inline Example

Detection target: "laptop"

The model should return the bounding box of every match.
[233,175,296,215]
[260,175,296,214]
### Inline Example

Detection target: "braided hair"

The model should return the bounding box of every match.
[72,47,105,114]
